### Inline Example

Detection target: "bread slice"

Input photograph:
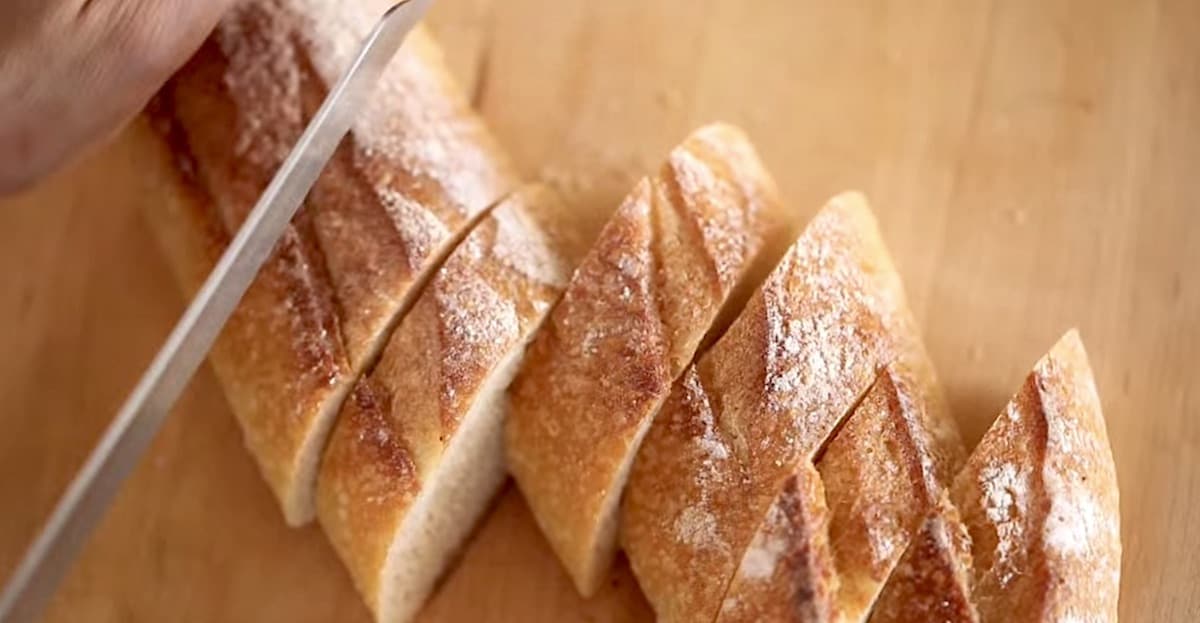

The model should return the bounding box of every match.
[950,330,1120,622]
[142,96,358,528]
[316,185,599,623]
[620,193,937,622]
[716,461,839,623]
[866,499,977,623]
[815,363,965,621]
[148,0,516,524]
[504,123,799,595]
[714,357,965,623]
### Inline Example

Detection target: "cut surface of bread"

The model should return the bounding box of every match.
[950,330,1120,622]
[620,193,939,623]
[149,0,515,524]
[505,123,798,595]
[316,186,595,623]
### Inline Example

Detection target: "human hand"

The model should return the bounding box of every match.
[0,0,236,193]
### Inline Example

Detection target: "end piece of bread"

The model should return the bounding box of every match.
[950,330,1120,622]
[176,1,518,372]
[150,0,515,524]
[140,100,357,526]
[505,123,798,595]
[620,193,933,622]
[316,186,594,623]
[717,462,839,623]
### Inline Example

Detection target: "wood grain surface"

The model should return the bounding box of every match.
[1,0,1196,620]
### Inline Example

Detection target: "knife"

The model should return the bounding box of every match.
[0,1,432,620]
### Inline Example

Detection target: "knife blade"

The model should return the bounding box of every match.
[0,1,432,620]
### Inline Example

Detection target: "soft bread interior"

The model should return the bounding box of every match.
[375,346,526,623]
[286,379,358,524]
[587,399,662,591]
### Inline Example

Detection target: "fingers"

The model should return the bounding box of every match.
[0,0,239,193]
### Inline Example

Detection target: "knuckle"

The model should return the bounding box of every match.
[111,4,192,77]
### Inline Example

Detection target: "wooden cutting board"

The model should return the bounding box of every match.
[1,0,1196,620]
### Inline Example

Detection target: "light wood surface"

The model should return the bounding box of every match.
[1,0,1196,620]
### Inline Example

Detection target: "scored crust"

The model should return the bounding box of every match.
[950,330,1120,622]
[315,185,597,623]
[716,462,838,623]
[715,357,966,623]
[174,0,518,371]
[148,0,515,524]
[867,498,978,623]
[505,123,798,595]
[815,363,966,621]
[620,193,938,623]
[143,92,356,527]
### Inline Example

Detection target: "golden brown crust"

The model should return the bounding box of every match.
[141,89,356,524]
[171,1,518,372]
[123,116,359,529]
[316,187,577,616]
[147,0,515,523]
[819,363,966,620]
[951,330,1120,622]
[300,21,519,370]
[505,123,793,595]
[711,357,967,623]
[717,462,839,623]
[867,502,979,623]
[620,193,935,623]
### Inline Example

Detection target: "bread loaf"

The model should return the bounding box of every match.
[620,193,950,622]
[505,123,800,595]
[949,330,1120,622]
[139,11,1123,612]
[316,185,600,623]
[147,0,516,524]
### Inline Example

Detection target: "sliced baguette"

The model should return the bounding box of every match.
[717,461,839,623]
[620,193,936,622]
[716,359,965,623]
[149,0,516,524]
[505,123,799,595]
[815,363,966,621]
[142,97,357,528]
[316,185,599,623]
[950,330,1120,622]
[866,499,978,623]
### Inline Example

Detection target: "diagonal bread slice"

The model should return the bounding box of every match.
[949,330,1120,622]
[716,461,839,623]
[866,497,978,623]
[715,361,966,623]
[504,123,799,596]
[316,185,600,623]
[147,0,516,524]
[815,362,965,621]
[620,193,939,623]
